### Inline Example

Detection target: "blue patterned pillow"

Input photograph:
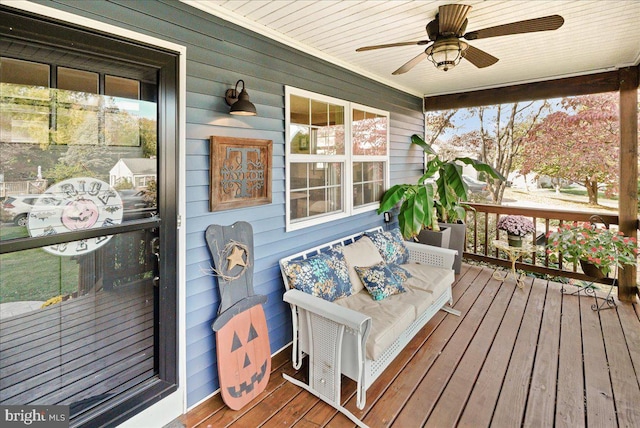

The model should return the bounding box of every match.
[388,263,412,282]
[354,262,406,301]
[282,247,351,301]
[365,228,409,264]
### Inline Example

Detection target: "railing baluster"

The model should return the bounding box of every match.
[463,203,621,285]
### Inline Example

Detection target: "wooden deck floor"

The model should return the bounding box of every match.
[183,263,640,428]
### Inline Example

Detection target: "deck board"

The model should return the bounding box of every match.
[524,279,562,427]
[182,264,640,428]
[555,284,586,428]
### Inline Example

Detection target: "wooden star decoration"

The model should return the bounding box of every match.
[226,245,247,271]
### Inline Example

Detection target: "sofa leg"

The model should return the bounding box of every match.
[283,373,369,428]
[441,306,461,316]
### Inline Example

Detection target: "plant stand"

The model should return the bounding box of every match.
[493,240,535,289]
[561,279,617,311]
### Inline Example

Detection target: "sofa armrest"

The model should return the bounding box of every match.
[405,241,457,270]
[283,289,371,333]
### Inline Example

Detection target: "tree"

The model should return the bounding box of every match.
[428,102,549,203]
[520,93,619,205]
[474,102,550,203]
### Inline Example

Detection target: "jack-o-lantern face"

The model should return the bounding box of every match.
[216,304,271,410]
[61,198,99,230]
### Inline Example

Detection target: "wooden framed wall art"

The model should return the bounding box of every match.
[210,136,272,211]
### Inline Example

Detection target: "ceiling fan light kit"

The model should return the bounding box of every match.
[425,37,468,71]
[356,4,564,75]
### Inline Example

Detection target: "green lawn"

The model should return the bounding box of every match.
[559,188,618,201]
[0,224,79,303]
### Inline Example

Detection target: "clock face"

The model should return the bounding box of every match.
[27,178,124,256]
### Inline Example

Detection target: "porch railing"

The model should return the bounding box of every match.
[463,203,623,285]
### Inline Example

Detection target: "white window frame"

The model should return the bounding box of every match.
[285,86,390,231]
[351,102,390,215]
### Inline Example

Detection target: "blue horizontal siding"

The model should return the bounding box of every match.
[43,0,426,409]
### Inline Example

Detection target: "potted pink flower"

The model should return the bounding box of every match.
[546,221,638,277]
[497,215,536,247]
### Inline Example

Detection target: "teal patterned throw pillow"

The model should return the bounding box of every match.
[365,228,409,264]
[283,247,351,301]
[354,262,407,301]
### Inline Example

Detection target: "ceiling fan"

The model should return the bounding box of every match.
[356,4,564,74]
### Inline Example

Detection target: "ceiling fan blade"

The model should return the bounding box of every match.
[356,40,430,52]
[392,51,429,75]
[438,3,472,35]
[463,45,499,68]
[464,15,564,40]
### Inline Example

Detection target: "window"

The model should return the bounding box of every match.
[286,87,389,230]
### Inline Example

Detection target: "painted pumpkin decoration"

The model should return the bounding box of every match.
[61,198,99,230]
[215,303,271,410]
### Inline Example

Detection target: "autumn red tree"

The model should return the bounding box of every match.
[521,93,619,205]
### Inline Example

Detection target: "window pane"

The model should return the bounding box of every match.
[289,124,310,154]
[105,75,140,99]
[0,228,158,411]
[311,100,328,127]
[0,57,49,87]
[288,94,344,155]
[58,67,98,94]
[353,161,385,207]
[289,162,342,221]
[352,109,388,156]
[1,58,51,145]
[1,67,157,241]
[289,95,309,125]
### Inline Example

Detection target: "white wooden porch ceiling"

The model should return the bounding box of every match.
[186,1,640,98]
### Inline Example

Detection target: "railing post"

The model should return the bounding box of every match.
[618,66,639,302]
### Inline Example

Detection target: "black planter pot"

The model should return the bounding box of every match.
[580,259,606,279]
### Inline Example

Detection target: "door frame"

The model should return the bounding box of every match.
[0,1,187,426]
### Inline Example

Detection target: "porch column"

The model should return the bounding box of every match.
[618,66,639,302]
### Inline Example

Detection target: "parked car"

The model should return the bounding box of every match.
[1,195,40,226]
[119,189,156,220]
[462,175,489,194]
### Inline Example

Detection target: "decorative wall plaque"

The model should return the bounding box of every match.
[210,136,272,211]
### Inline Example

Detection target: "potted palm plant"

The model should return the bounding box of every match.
[378,134,505,273]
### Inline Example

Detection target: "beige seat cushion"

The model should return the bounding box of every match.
[401,263,454,300]
[341,236,384,294]
[335,289,419,360]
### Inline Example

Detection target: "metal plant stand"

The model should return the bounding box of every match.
[561,278,617,311]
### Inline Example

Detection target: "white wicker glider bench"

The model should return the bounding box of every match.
[279,226,459,427]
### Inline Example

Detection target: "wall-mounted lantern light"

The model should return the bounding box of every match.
[224,79,257,116]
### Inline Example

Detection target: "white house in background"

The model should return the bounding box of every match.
[110,158,157,189]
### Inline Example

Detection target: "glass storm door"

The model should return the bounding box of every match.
[0,9,178,427]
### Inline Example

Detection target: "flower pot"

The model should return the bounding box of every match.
[416,226,451,249]
[507,234,523,247]
[439,221,465,274]
[579,259,606,279]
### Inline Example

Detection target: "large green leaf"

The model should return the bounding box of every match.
[456,157,506,180]
[411,134,437,155]
[442,162,467,201]
[377,184,410,214]
[397,185,432,239]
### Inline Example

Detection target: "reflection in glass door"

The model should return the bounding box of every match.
[0,18,174,423]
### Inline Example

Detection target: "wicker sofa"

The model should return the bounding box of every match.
[279,226,458,427]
